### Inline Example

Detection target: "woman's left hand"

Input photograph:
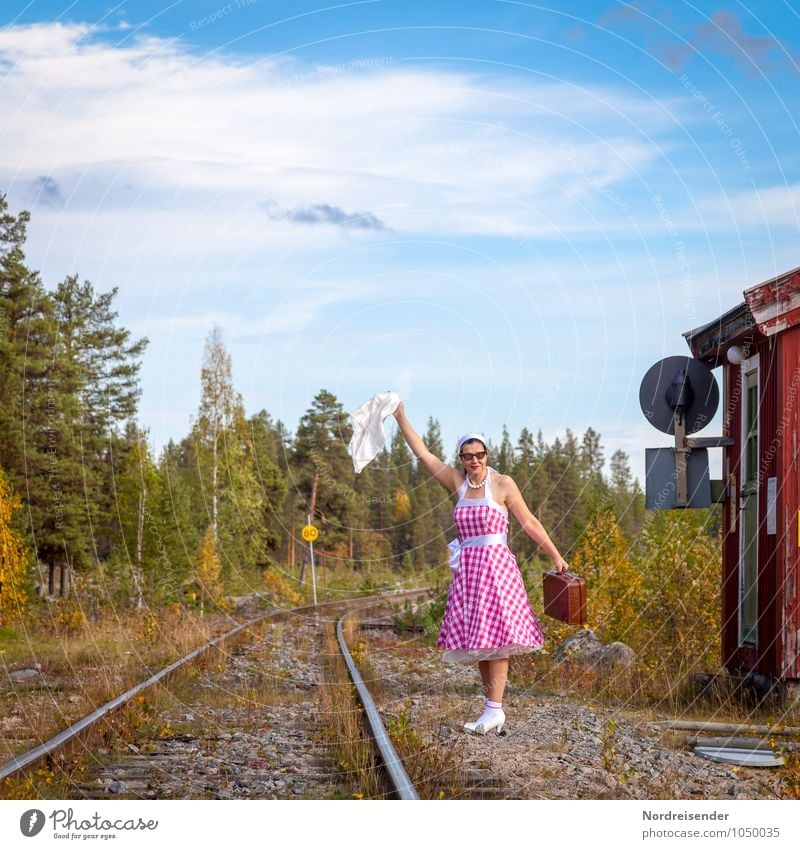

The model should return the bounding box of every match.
[552,557,570,574]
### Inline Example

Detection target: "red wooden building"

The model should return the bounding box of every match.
[683,266,800,684]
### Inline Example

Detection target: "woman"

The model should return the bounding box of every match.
[393,401,569,736]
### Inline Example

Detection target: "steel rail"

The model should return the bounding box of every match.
[336,613,419,800]
[0,588,427,785]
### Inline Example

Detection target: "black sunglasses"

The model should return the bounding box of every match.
[460,451,487,461]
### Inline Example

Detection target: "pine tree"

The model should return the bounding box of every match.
[513,427,536,490]
[389,428,413,560]
[545,430,583,555]
[0,195,47,500]
[352,445,394,569]
[609,448,646,538]
[512,427,539,561]
[405,417,449,569]
[0,197,77,593]
[112,423,161,608]
[579,426,610,519]
[247,410,289,556]
[495,425,514,474]
[50,276,148,572]
[154,441,200,602]
[217,405,273,583]
[581,426,604,481]
[292,389,354,576]
[423,417,453,543]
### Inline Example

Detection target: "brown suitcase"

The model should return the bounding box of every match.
[542,571,587,625]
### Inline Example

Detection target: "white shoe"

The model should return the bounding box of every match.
[463,709,506,736]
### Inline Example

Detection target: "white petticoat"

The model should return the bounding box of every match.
[441,642,545,665]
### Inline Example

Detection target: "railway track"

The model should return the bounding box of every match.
[4,594,790,801]
[0,588,429,800]
[2,586,529,800]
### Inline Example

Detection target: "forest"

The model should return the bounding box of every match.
[0,192,721,675]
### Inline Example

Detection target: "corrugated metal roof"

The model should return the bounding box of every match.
[682,301,748,342]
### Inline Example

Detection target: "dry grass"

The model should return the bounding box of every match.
[316,622,382,799]
[0,679,182,800]
[0,611,262,799]
[340,617,469,800]
[510,650,800,729]
[383,704,469,799]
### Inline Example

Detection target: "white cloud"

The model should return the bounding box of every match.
[1,21,757,452]
[0,21,678,246]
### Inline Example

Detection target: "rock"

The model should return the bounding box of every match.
[9,668,42,682]
[552,630,635,677]
[592,642,636,673]
[227,594,262,615]
[552,629,603,663]
[108,781,127,794]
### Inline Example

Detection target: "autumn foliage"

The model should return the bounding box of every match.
[570,505,721,674]
[0,469,30,625]
[194,526,226,615]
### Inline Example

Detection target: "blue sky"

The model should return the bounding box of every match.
[1,1,799,483]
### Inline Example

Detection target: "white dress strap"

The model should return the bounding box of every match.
[484,468,494,500]
[456,467,507,512]
[486,467,507,513]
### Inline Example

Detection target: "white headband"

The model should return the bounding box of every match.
[457,432,487,452]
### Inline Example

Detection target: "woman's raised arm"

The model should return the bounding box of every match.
[393,401,460,494]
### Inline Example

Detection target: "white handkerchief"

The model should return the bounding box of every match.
[347,391,401,473]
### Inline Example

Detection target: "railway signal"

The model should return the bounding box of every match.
[639,355,732,509]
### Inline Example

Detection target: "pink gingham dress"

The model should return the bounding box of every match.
[437,467,544,663]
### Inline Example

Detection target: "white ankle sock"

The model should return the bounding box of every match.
[475,699,503,724]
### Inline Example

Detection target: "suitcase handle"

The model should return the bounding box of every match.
[545,570,582,581]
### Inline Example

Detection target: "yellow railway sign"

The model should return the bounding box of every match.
[301,524,319,542]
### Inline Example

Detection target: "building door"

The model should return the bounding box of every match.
[739,354,759,647]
